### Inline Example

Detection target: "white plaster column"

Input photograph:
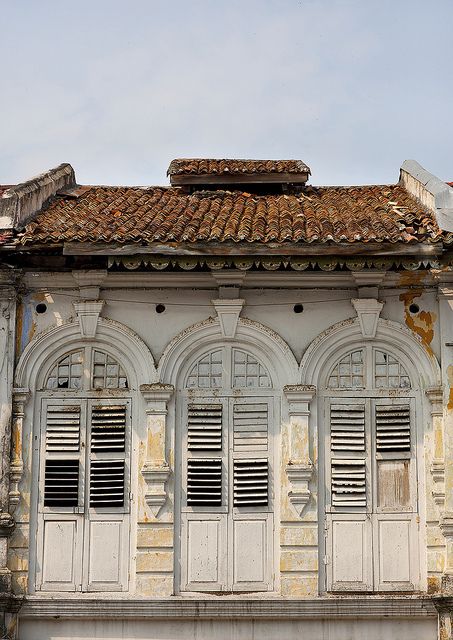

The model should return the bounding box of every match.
[426,386,445,508]
[139,384,174,517]
[8,389,30,512]
[438,283,453,588]
[283,385,316,516]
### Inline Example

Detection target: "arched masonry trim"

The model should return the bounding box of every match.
[11,316,158,512]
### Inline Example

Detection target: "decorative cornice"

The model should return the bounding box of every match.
[107,254,442,272]
[19,597,437,619]
[140,384,174,404]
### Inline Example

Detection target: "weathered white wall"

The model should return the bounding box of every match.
[18,616,438,640]
[10,269,446,600]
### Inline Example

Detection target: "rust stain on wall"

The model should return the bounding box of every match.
[399,290,436,355]
[447,365,453,411]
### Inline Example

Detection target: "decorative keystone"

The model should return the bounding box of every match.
[141,464,171,518]
[286,463,313,516]
[73,300,104,338]
[211,299,244,338]
[351,298,384,339]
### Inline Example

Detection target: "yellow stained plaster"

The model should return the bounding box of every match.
[7,548,28,572]
[136,574,173,597]
[427,575,442,594]
[280,526,318,547]
[399,290,436,356]
[280,549,318,572]
[11,572,27,595]
[136,550,173,573]
[281,575,318,597]
[9,524,30,549]
[137,526,174,548]
[427,549,445,573]
[447,365,453,412]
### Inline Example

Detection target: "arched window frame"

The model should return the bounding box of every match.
[14,318,157,596]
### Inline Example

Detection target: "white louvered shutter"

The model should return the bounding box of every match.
[183,400,227,591]
[85,400,130,592]
[38,400,85,592]
[326,398,372,592]
[373,399,417,591]
[231,398,273,592]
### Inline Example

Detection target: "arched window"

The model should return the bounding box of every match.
[37,347,131,593]
[180,345,274,593]
[323,344,418,593]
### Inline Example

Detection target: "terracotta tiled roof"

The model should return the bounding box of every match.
[0,186,14,197]
[19,183,445,247]
[167,158,310,176]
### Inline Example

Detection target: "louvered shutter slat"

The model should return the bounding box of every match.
[91,406,126,452]
[187,459,222,506]
[330,405,365,452]
[188,405,222,450]
[233,403,268,452]
[376,405,411,452]
[44,459,79,507]
[45,406,81,452]
[233,459,268,507]
[90,460,125,507]
[331,459,366,508]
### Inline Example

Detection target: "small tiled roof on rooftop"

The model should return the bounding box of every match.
[167,158,311,177]
[19,182,447,246]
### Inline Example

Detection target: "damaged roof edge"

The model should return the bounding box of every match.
[401,159,453,232]
[0,163,76,230]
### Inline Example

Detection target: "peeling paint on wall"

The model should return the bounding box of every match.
[15,293,46,359]
[399,290,436,355]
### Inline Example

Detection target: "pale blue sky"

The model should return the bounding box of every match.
[1,0,452,186]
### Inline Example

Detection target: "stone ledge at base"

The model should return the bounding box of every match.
[19,596,437,619]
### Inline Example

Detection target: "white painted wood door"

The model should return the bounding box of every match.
[325,394,419,592]
[180,346,276,593]
[36,397,131,592]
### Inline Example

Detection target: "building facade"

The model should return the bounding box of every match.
[0,158,453,638]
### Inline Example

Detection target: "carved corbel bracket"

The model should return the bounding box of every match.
[73,300,104,338]
[431,460,446,507]
[9,388,30,512]
[141,463,171,517]
[286,463,313,516]
[140,384,174,518]
[211,299,244,338]
[441,514,453,539]
[351,298,384,339]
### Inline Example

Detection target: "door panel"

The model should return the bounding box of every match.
[232,515,272,591]
[183,514,227,591]
[329,516,372,591]
[375,516,417,591]
[37,515,82,591]
[85,515,129,591]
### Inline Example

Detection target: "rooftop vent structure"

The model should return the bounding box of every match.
[167,158,311,193]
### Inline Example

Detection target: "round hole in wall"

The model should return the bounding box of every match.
[293,304,304,314]
[156,304,166,314]
[409,303,420,314]
[35,303,47,314]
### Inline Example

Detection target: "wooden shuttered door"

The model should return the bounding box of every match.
[182,397,273,592]
[326,397,418,593]
[37,398,130,592]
